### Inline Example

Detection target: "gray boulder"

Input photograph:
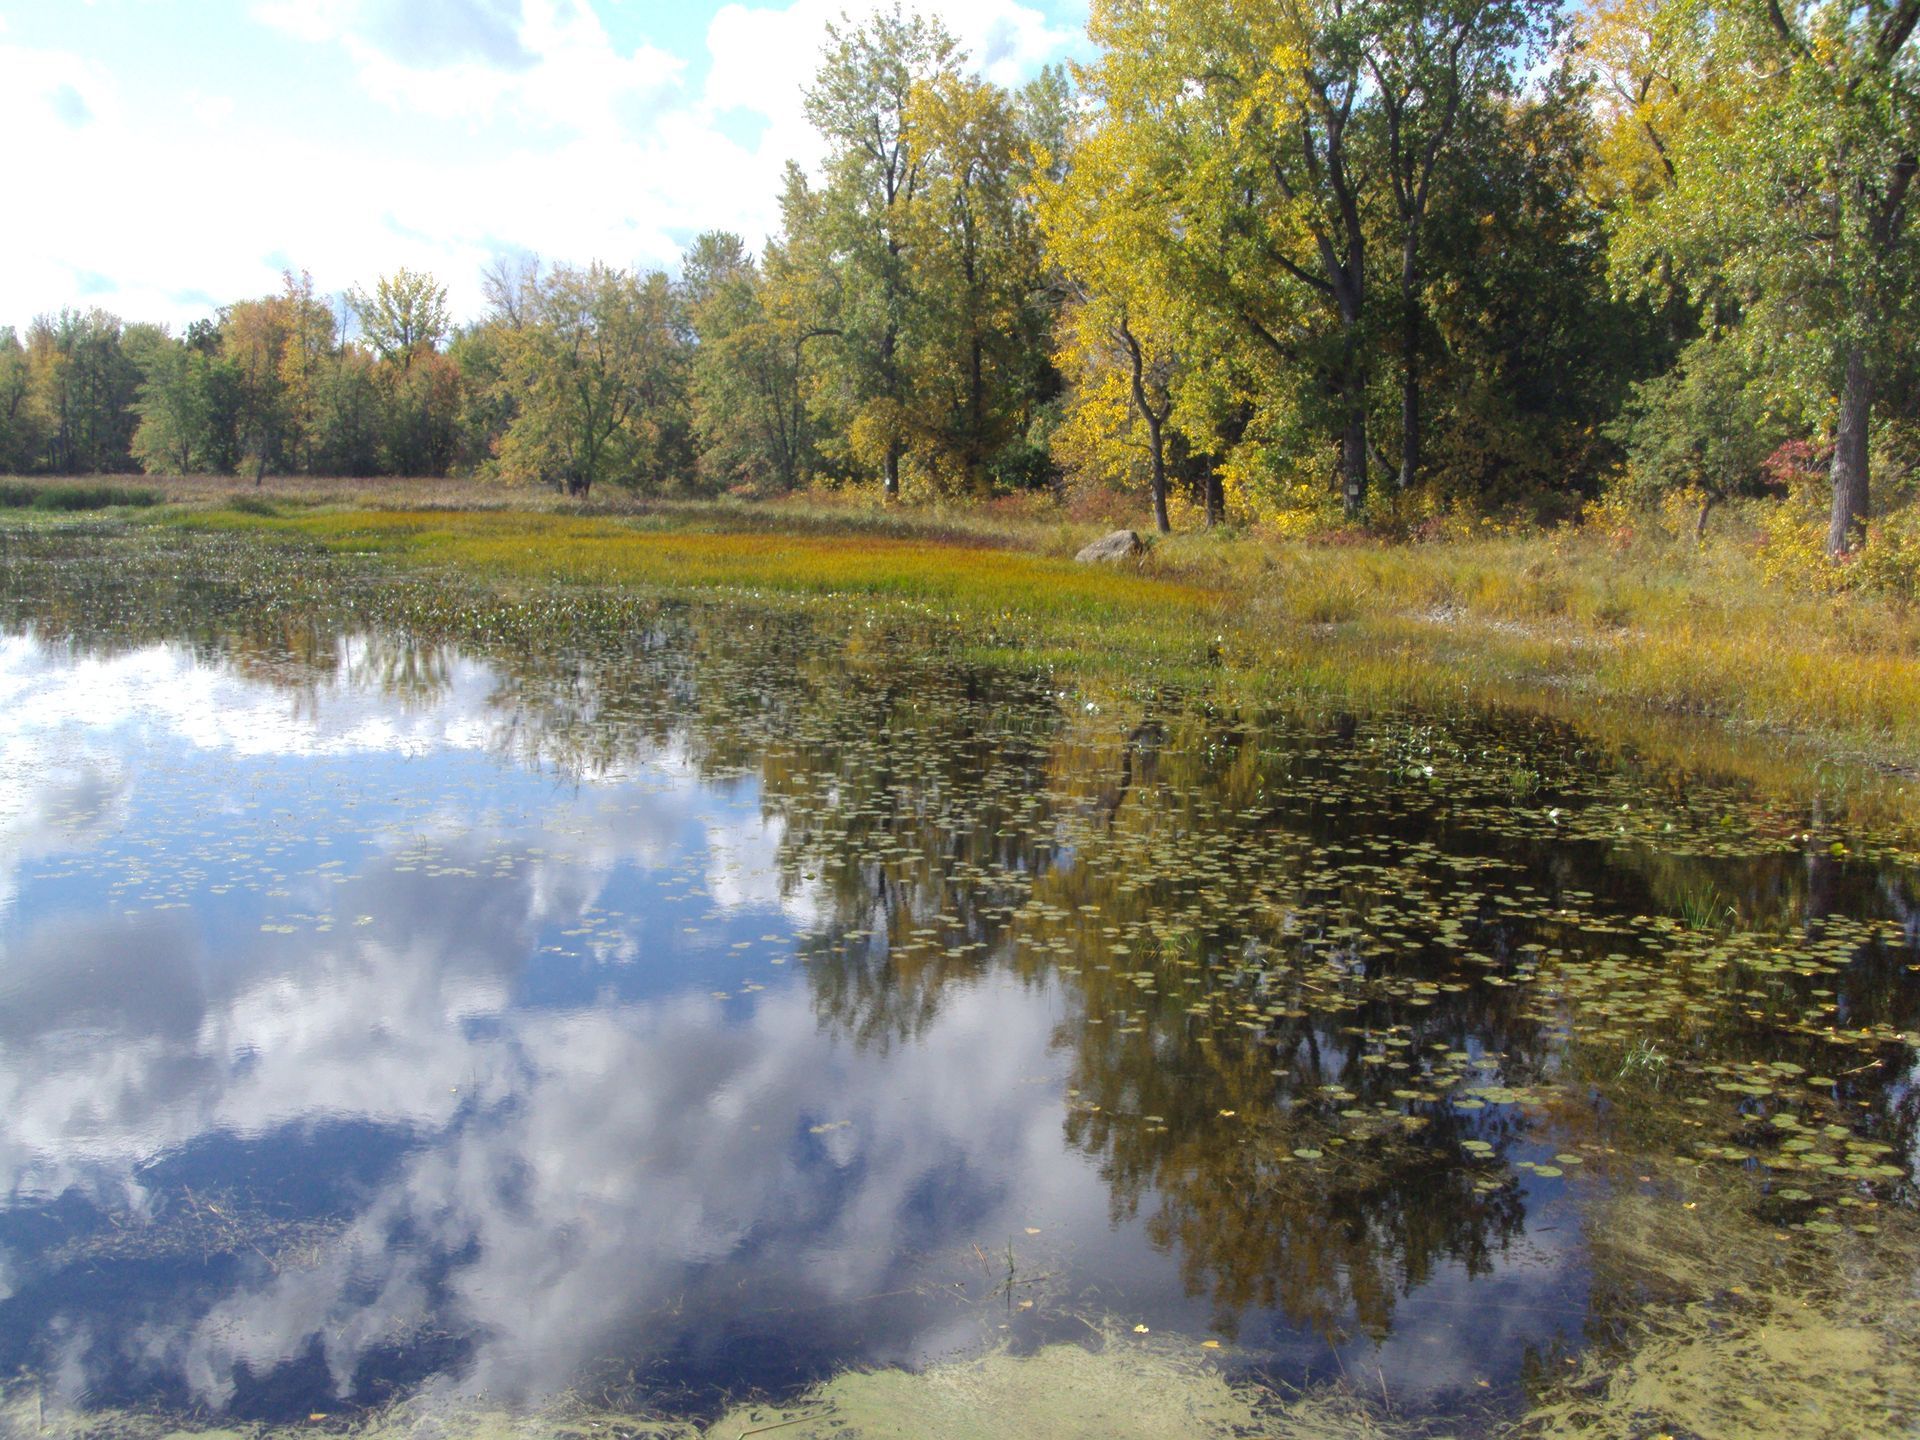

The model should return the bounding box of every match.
[1075,529,1144,565]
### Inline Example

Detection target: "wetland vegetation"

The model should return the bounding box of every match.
[5,0,1920,1432]
[0,518,1917,1437]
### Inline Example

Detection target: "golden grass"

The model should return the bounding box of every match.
[1143,519,1920,773]
[107,478,1920,809]
[177,503,1226,671]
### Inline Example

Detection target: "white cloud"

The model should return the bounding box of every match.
[257,0,687,135]
[0,41,118,133]
[0,0,1085,331]
[186,91,235,126]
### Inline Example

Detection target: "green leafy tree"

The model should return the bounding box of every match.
[495,262,692,496]
[350,267,451,367]
[1418,71,1669,506]
[380,347,465,476]
[903,70,1055,493]
[25,309,141,473]
[1076,0,1375,513]
[441,258,543,478]
[1037,91,1190,532]
[220,294,295,482]
[1071,0,1555,517]
[801,4,961,496]
[0,327,44,474]
[312,344,384,477]
[131,336,215,474]
[1611,328,1792,533]
[272,270,337,471]
[1614,0,1920,554]
[683,231,818,492]
[1361,0,1549,490]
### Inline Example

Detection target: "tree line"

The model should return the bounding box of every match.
[1,0,1913,556]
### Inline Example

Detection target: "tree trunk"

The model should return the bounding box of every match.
[1146,414,1170,535]
[1398,238,1420,490]
[1205,467,1224,529]
[884,441,901,499]
[1827,344,1872,556]
[1693,490,1716,543]
[1340,399,1368,518]
[969,335,985,489]
[1398,365,1419,492]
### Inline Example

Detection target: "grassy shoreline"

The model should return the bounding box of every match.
[7,472,1918,811]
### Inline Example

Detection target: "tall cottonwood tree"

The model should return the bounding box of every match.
[1071,0,1551,515]
[1037,93,1188,532]
[277,270,337,474]
[683,231,818,492]
[351,267,451,366]
[0,328,38,473]
[1611,0,1920,553]
[802,5,959,496]
[1364,0,1545,489]
[130,339,216,474]
[1067,0,1377,513]
[24,310,142,473]
[903,72,1054,491]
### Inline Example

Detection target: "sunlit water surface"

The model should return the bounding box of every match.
[0,530,1916,1432]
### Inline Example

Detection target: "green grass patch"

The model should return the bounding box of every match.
[180,505,1228,671]
[0,481,164,511]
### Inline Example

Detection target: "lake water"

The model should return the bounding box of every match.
[1,527,1916,1436]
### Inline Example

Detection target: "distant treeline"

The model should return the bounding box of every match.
[2,0,1915,555]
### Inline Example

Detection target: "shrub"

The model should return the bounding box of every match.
[1760,480,1920,602]
[0,482,163,511]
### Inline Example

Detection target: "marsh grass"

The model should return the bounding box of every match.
[0,479,163,510]
[1676,883,1733,932]
[67,474,1919,803]
[176,505,1225,672]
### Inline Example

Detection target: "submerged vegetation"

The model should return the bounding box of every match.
[0,523,1916,1437]
[5,0,1917,1432]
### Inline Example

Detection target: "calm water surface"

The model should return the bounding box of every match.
[0,530,1916,1431]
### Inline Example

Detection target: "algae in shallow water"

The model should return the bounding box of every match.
[706,1339,1397,1440]
[1522,1186,1920,1439]
[1,1341,1397,1440]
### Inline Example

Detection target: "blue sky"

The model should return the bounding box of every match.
[0,0,1091,331]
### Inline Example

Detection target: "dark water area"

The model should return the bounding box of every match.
[0,528,1917,1434]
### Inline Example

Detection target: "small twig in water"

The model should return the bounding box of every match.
[737,1407,833,1438]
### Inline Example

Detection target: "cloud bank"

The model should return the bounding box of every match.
[0,0,1086,331]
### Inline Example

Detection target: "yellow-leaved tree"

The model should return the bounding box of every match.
[1035,94,1188,533]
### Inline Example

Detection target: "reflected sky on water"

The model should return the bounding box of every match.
[0,535,1914,1429]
